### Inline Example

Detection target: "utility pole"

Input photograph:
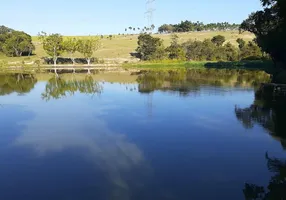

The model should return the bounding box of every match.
[145,0,155,31]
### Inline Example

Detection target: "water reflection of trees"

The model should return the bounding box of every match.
[235,97,286,199]
[41,76,103,100]
[243,153,286,200]
[235,99,286,149]
[0,74,37,95]
[137,69,270,95]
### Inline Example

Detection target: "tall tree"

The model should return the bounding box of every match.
[63,38,78,65]
[39,32,64,67]
[2,31,34,57]
[136,33,166,60]
[240,0,286,70]
[77,38,100,66]
[151,24,155,32]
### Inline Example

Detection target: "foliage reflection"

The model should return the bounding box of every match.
[0,74,37,95]
[41,75,102,100]
[235,96,286,199]
[243,153,286,200]
[137,69,270,94]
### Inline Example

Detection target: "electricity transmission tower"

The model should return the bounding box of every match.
[145,0,155,30]
[146,93,153,118]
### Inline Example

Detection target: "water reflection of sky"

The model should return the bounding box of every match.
[0,81,285,200]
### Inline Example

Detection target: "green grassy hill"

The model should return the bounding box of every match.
[0,31,254,64]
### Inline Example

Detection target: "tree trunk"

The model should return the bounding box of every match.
[54,57,58,76]
[54,68,59,77]
[87,58,91,66]
[53,57,57,67]
[13,47,19,57]
[17,74,20,83]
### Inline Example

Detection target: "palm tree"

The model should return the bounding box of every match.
[151,24,155,32]
[128,27,132,35]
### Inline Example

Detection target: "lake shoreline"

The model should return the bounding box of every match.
[0,60,274,74]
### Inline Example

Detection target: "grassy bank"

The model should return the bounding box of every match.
[0,60,274,75]
[123,60,274,72]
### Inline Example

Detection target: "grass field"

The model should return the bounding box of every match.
[0,31,254,64]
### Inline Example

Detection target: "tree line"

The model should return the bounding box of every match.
[240,0,286,82]
[158,21,240,33]
[124,25,155,34]
[0,26,101,67]
[135,33,263,62]
[0,26,35,57]
[38,32,101,67]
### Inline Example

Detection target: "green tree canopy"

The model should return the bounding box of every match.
[77,38,101,66]
[0,25,14,34]
[136,33,166,60]
[211,35,226,47]
[158,21,240,33]
[166,34,186,60]
[240,0,286,69]
[240,41,263,60]
[158,24,174,33]
[224,42,239,61]
[236,38,246,50]
[63,38,78,65]
[39,33,64,66]
[0,29,34,57]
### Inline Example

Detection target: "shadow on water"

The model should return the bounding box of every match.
[243,153,286,200]
[235,98,286,149]
[235,97,286,199]
[203,60,274,73]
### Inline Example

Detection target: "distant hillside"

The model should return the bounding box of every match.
[1,30,254,63]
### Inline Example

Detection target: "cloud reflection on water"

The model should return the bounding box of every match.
[14,102,148,200]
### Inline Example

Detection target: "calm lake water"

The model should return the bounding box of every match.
[0,72,285,200]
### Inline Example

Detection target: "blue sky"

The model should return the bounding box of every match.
[1,0,262,36]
